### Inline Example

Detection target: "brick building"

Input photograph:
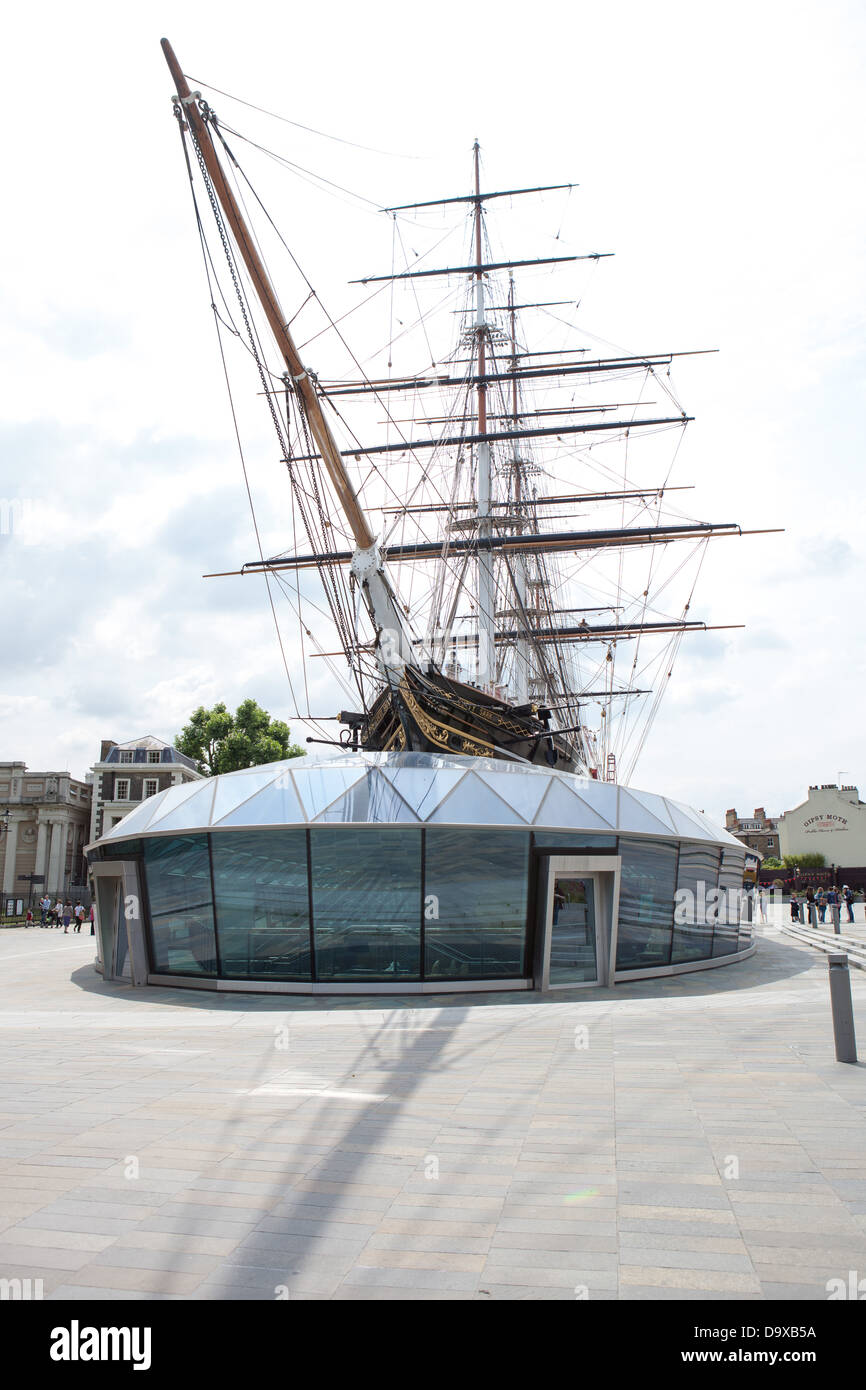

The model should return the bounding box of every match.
[89,737,202,843]
[725,806,780,858]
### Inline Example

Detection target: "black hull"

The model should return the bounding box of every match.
[359,668,582,773]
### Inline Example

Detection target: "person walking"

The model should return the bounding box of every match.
[61,903,72,934]
[843,886,855,924]
[816,888,827,924]
[54,898,63,929]
[73,903,83,933]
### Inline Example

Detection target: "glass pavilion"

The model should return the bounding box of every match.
[85,751,751,994]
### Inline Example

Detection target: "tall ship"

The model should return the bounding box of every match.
[160,40,762,782]
[82,41,759,998]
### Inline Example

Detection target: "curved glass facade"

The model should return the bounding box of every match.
[93,824,752,987]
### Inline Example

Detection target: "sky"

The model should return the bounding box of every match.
[1,0,864,825]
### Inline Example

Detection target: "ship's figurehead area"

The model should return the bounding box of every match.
[85,751,752,994]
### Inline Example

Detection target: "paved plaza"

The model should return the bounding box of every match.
[1,917,865,1301]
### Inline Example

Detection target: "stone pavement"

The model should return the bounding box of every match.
[0,916,864,1301]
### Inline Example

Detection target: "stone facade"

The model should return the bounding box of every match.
[777,784,866,868]
[89,736,201,843]
[725,806,780,858]
[0,762,92,904]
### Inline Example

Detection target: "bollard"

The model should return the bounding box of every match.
[798,901,806,924]
[830,903,841,935]
[809,903,818,928]
[828,954,858,1064]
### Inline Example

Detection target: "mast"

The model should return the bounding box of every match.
[160,37,416,688]
[508,274,531,705]
[472,141,496,690]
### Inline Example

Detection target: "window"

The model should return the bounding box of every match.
[425,828,529,979]
[311,826,421,981]
[672,844,720,963]
[212,829,311,980]
[119,750,134,764]
[143,779,159,800]
[147,750,161,764]
[616,839,678,971]
[143,835,217,976]
[115,779,130,801]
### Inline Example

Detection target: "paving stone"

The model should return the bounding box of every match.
[2,920,865,1302]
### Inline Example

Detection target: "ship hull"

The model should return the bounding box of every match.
[361,669,582,772]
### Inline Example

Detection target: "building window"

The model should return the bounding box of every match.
[212,829,311,980]
[672,845,720,963]
[616,838,678,971]
[143,835,217,976]
[425,828,529,979]
[143,779,159,800]
[147,751,161,764]
[119,750,134,764]
[311,826,422,981]
[115,779,130,801]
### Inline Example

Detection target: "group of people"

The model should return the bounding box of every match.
[24,896,95,933]
[789,885,857,925]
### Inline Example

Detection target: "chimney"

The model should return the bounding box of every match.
[725,808,737,829]
[100,740,117,762]
[754,807,765,821]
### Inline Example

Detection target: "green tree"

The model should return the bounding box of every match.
[782,852,826,870]
[175,699,303,776]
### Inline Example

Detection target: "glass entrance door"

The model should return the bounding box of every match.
[549,875,598,985]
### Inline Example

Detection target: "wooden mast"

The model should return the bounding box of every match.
[160,38,374,552]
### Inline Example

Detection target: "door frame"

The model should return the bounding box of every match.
[536,854,621,990]
[90,860,149,985]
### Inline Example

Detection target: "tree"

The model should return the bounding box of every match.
[175,699,303,776]
[782,852,826,870]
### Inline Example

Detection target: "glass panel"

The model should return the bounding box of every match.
[379,766,468,820]
[217,775,306,828]
[295,767,368,821]
[475,768,552,824]
[310,827,421,981]
[672,845,720,963]
[427,771,524,825]
[99,839,143,859]
[533,832,616,851]
[367,770,421,823]
[616,838,677,971]
[211,829,311,980]
[617,790,676,837]
[150,782,216,834]
[534,779,613,830]
[550,875,597,984]
[424,829,529,979]
[143,835,216,976]
[145,777,210,828]
[715,848,746,957]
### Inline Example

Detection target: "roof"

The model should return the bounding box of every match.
[100,738,199,772]
[92,750,743,849]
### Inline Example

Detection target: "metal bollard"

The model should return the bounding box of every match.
[830,903,841,934]
[809,903,818,928]
[828,954,858,1064]
[798,902,806,924]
